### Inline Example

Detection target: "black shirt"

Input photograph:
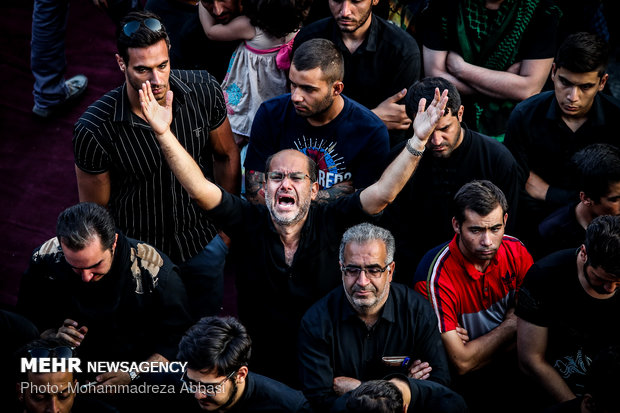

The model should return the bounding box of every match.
[504,91,620,208]
[294,15,421,145]
[74,70,226,263]
[298,283,450,411]
[143,371,312,412]
[380,126,520,281]
[227,372,312,412]
[538,202,585,257]
[206,190,378,384]
[516,249,620,396]
[17,233,193,365]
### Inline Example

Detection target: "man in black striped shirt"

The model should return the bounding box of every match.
[73,11,240,320]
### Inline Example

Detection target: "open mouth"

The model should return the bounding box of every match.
[277,194,296,207]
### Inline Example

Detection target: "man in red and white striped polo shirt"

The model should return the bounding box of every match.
[414,180,533,413]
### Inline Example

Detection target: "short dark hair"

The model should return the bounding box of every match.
[264,151,318,183]
[584,215,620,276]
[406,77,461,120]
[117,11,170,64]
[454,180,508,224]
[56,203,116,251]
[345,380,403,413]
[243,0,311,39]
[585,346,620,413]
[555,32,609,76]
[177,317,251,376]
[572,144,620,202]
[292,39,344,84]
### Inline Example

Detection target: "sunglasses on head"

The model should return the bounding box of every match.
[122,18,162,37]
[27,346,74,359]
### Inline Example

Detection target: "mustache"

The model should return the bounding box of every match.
[352,284,377,293]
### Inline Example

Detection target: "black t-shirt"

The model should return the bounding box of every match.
[228,372,312,412]
[516,249,620,396]
[538,202,585,257]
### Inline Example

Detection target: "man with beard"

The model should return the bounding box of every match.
[293,0,420,145]
[298,223,450,412]
[244,38,389,204]
[381,77,520,280]
[177,316,311,412]
[17,203,192,388]
[143,76,448,385]
[517,215,620,408]
[414,180,533,413]
[73,11,240,320]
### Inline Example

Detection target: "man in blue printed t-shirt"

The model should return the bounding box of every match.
[244,38,390,205]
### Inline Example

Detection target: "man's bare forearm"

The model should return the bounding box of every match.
[519,354,575,402]
[446,315,517,375]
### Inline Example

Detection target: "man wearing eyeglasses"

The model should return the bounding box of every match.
[73,10,240,321]
[298,223,450,412]
[143,76,448,386]
[414,180,533,413]
[176,316,312,412]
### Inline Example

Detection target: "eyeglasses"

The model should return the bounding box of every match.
[266,171,310,182]
[180,370,237,396]
[28,346,75,359]
[122,18,163,37]
[341,264,392,278]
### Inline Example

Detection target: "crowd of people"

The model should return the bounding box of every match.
[7,0,620,412]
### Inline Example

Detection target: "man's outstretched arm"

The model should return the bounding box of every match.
[140,81,223,211]
[360,88,449,215]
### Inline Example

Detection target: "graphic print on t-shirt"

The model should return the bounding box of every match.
[294,137,352,189]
